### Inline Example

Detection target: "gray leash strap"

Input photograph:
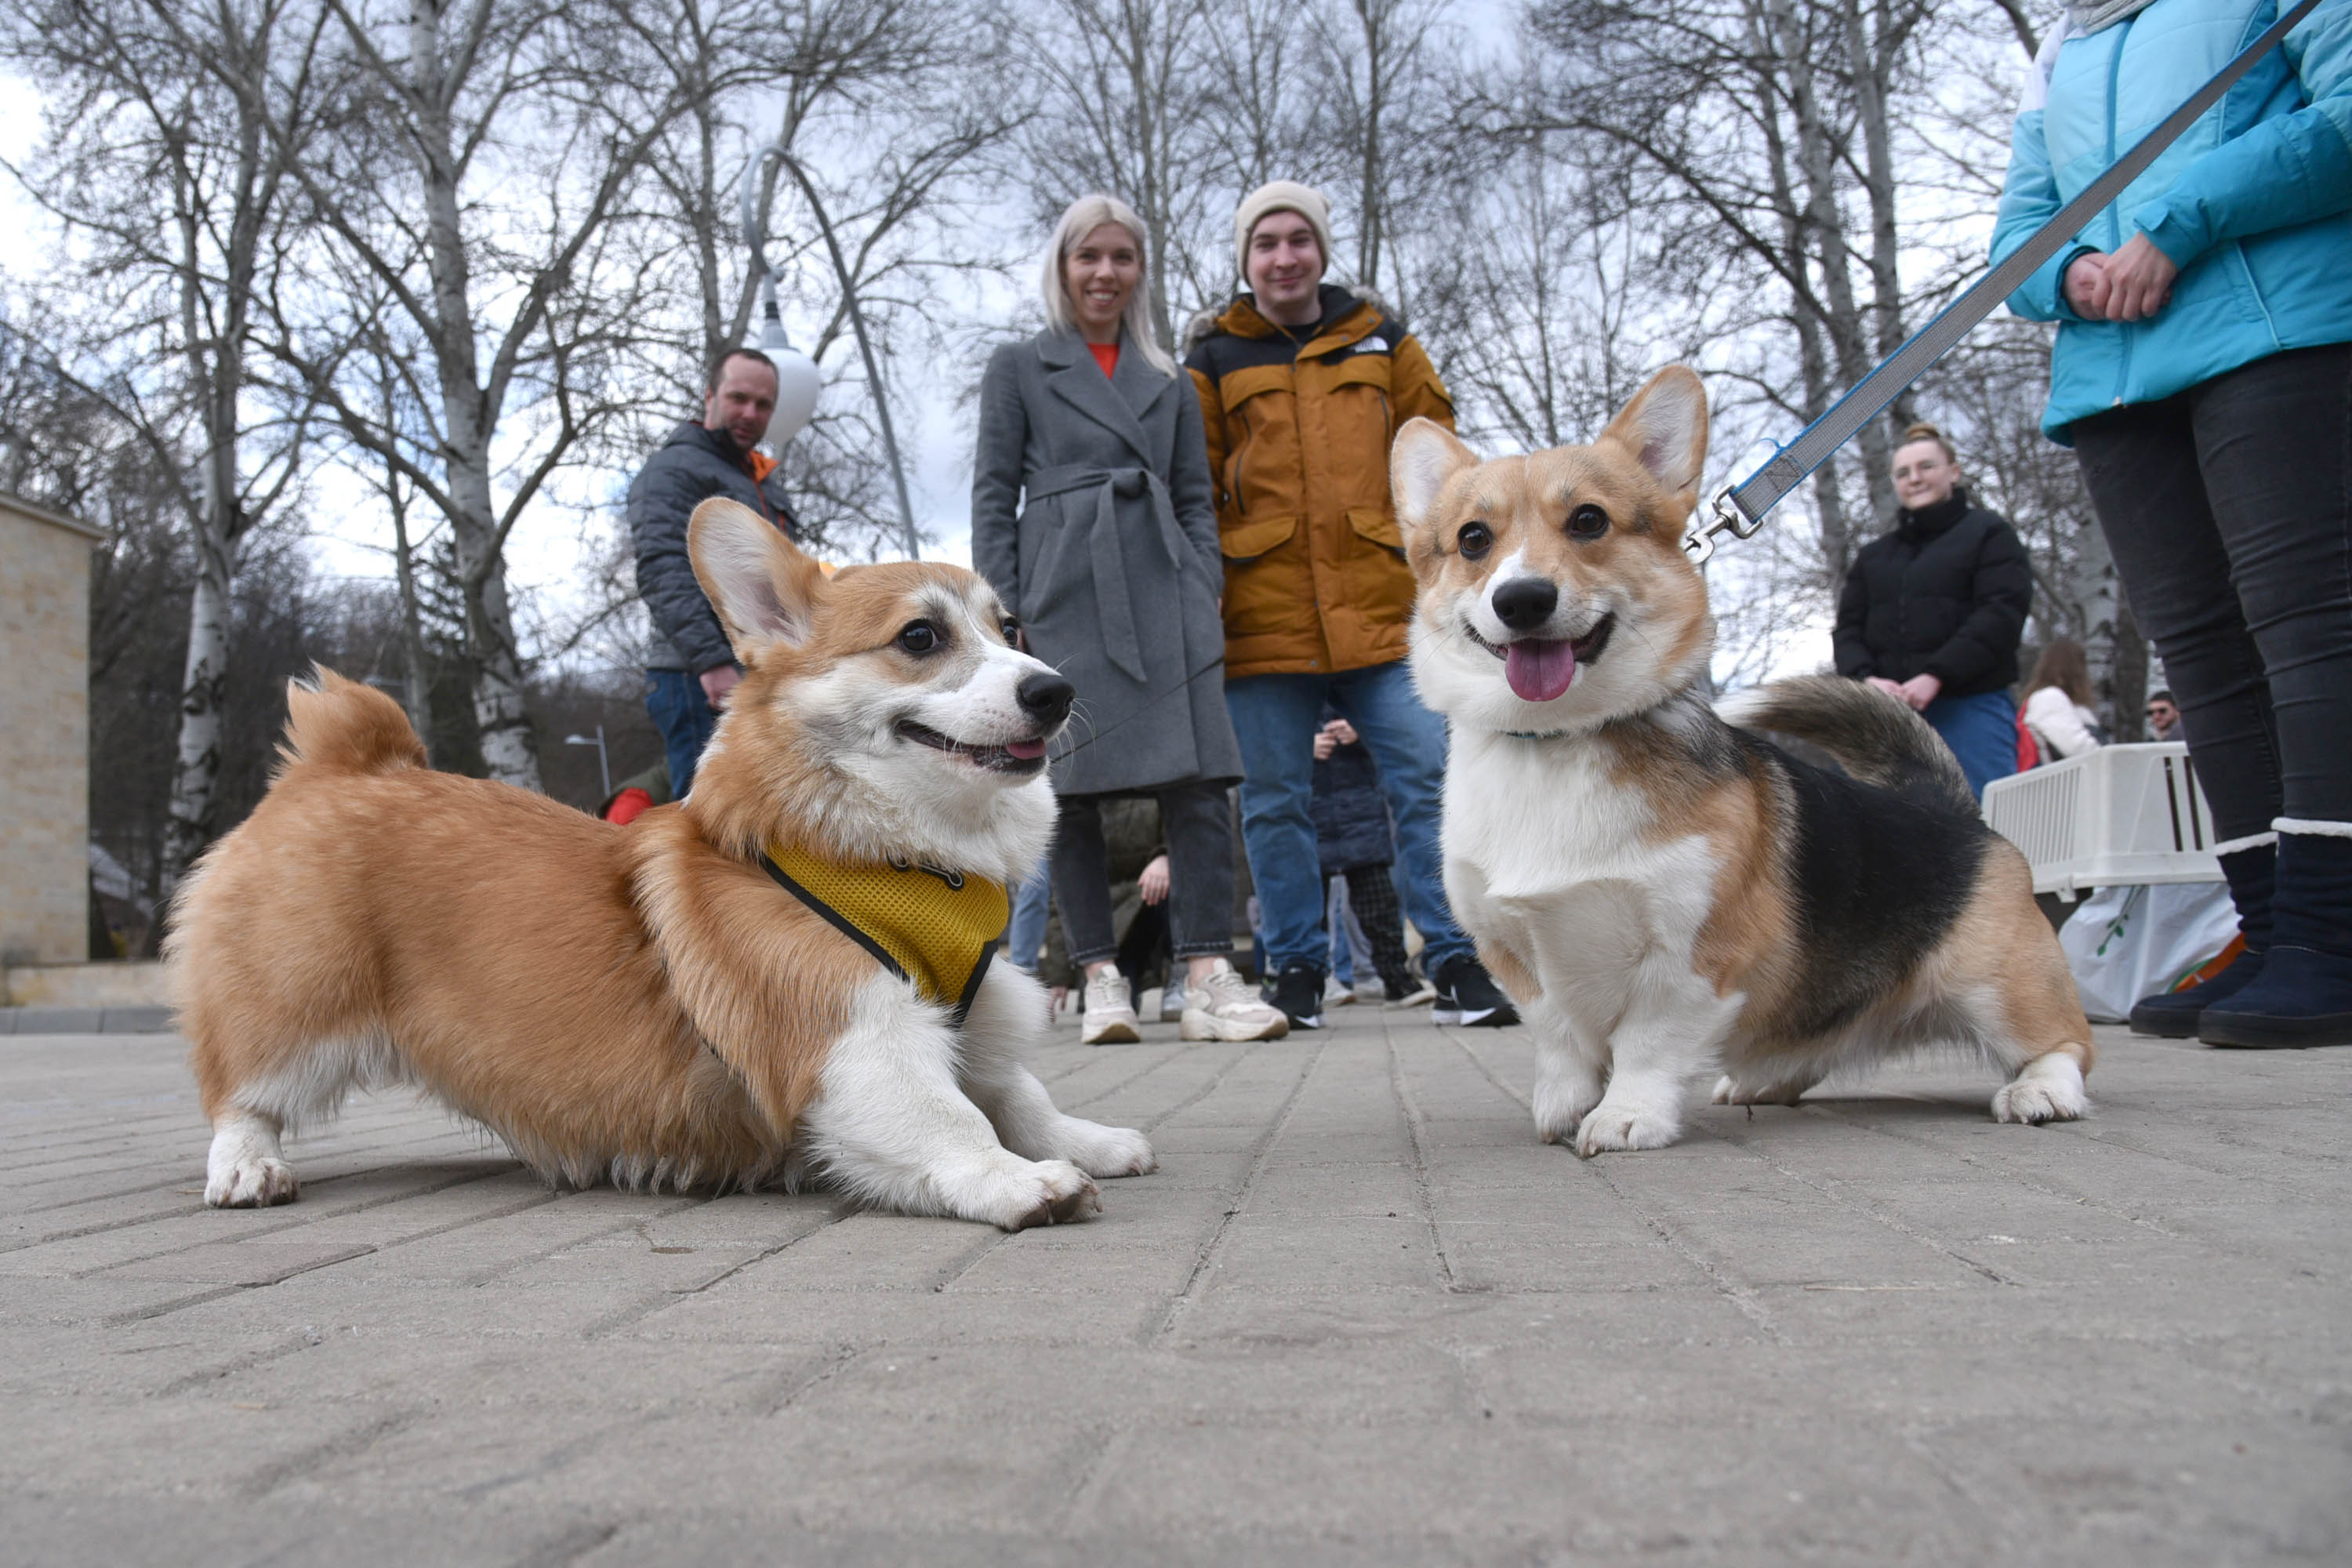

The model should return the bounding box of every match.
[1686,0,2324,564]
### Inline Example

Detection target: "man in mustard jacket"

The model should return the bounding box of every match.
[1187,181,1514,1032]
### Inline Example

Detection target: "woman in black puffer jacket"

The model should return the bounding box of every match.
[1832,422,2034,799]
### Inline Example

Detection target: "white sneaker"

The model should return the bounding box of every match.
[1081,966,1142,1045]
[1181,958,1290,1042]
[1160,978,1187,1023]
[1323,974,1358,1007]
[1353,978,1388,1006]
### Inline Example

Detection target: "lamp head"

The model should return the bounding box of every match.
[759,302,822,451]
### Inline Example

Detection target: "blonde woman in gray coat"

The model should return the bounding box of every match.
[972,194,1284,1047]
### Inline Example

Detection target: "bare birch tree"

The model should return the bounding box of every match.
[1301,0,1452,310]
[2,0,323,895]
[259,0,710,788]
[1004,0,1223,347]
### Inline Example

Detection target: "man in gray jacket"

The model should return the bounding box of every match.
[630,348,802,794]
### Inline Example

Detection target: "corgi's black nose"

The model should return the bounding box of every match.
[1491,577,1559,631]
[1016,671,1075,724]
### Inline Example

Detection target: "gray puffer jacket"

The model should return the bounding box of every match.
[630,421,802,673]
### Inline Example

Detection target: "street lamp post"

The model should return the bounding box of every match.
[740,140,923,562]
[564,726,611,799]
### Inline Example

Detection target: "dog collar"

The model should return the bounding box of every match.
[759,843,1009,1026]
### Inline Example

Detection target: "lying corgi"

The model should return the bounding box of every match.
[1390,366,2093,1155]
[169,498,1153,1228]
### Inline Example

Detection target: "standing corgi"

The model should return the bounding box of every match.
[169,498,1153,1227]
[1390,367,2092,1155]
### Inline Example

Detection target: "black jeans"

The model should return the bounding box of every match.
[2072,343,2352,843]
[1050,782,1238,967]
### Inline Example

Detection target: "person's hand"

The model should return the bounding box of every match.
[699,664,743,710]
[1866,676,1906,699]
[2063,251,2111,319]
[1896,673,1942,712]
[1138,853,1171,906]
[2100,234,2177,322]
[1313,716,1359,759]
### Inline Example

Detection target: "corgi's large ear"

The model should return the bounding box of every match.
[688,498,826,659]
[1599,365,1709,501]
[1392,418,1480,535]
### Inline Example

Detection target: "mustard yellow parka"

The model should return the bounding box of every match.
[1185,285,1455,680]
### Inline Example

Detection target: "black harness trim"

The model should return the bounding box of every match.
[759,852,908,983]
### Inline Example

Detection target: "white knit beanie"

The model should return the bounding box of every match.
[1233,180,1333,286]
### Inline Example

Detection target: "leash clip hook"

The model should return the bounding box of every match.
[1683,484,1762,566]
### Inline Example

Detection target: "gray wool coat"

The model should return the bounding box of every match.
[971,328,1242,798]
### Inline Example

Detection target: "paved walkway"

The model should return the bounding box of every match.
[2,1009,2346,1565]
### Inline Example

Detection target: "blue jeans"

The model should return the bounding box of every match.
[1004,864,1051,974]
[1924,688,2016,801]
[645,669,721,797]
[1225,660,1473,977]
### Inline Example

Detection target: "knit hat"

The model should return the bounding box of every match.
[1233,181,1333,285]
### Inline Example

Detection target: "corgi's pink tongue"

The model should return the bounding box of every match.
[1005,737,1047,760]
[1504,639,1577,702]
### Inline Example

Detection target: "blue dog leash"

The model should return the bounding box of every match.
[1685,0,2325,564]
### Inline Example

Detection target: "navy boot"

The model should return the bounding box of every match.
[2127,842,2272,1038]
[2199,833,2352,1048]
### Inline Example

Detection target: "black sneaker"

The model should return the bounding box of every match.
[1433,956,1519,1027]
[1268,961,1326,1031]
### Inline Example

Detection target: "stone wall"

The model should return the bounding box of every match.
[0,494,103,966]
[1,959,171,1007]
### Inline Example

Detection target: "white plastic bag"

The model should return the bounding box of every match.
[2058,881,2241,1023]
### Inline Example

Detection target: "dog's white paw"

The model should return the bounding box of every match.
[1711,1073,1817,1106]
[205,1112,298,1207]
[995,1160,1102,1231]
[1994,1053,2089,1128]
[1991,1052,2088,1125]
[206,1156,298,1208]
[1058,1120,1156,1179]
[1533,1073,1605,1145]
[1573,1100,1683,1156]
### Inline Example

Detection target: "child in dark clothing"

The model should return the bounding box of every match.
[1311,716,1419,1001]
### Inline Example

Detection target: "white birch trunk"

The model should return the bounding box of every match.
[410,0,541,789]
[160,541,230,899]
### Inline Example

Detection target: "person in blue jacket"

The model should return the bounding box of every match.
[1994,0,2352,1047]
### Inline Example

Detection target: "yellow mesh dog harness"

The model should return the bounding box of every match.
[759,842,1009,1025]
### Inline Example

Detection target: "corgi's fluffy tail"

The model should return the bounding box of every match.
[1718,674,1976,816]
[277,666,428,777]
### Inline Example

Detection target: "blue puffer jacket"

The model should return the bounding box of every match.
[1994,0,2352,440]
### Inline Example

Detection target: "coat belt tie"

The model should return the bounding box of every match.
[1022,463,1187,683]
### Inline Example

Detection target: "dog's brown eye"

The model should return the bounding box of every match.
[1457,522,1493,561]
[1567,505,1610,541]
[896,620,941,655]
[1000,616,1021,646]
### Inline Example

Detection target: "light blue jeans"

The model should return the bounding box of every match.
[1225,660,1473,978]
[1004,864,1051,974]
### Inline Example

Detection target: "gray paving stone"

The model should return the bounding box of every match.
[0,1015,2343,1564]
[5,1007,103,1035]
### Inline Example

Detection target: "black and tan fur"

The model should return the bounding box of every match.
[1393,365,2093,1154]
